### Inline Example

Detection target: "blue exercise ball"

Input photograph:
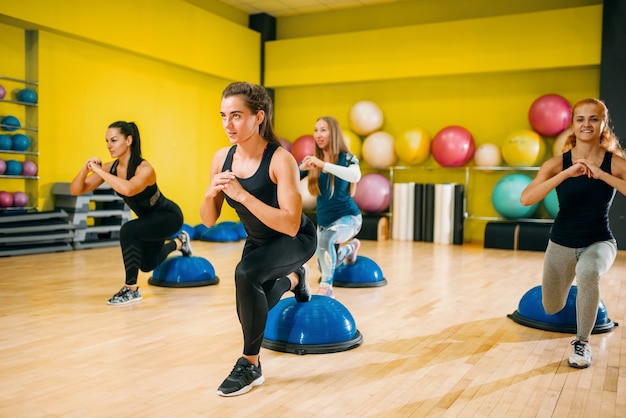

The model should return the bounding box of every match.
[11,134,30,151]
[201,222,240,242]
[508,285,615,334]
[170,223,196,240]
[333,256,387,288]
[263,295,363,354]
[0,134,12,150]
[4,160,22,176]
[16,88,37,103]
[149,256,219,288]
[492,174,539,219]
[1,115,21,131]
[544,189,559,218]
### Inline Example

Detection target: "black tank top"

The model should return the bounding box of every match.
[550,150,615,247]
[110,159,166,216]
[222,143,282,246]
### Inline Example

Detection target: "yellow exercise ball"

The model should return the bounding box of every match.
[395,128,431,165]
[298,177,317,211]
[553,127,573,156]
[362,131,397,169]
[473,143,502,167]
[349,100,383,136]
[342,129,362,160]
[501,130,546,167]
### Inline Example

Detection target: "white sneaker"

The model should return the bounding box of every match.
[568,340,592,368]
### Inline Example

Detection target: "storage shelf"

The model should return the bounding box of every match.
[0,75,38,85]
[0,98,38,107]
[0,150,39,156]
[0,124,38,132]
[0,175,39,180]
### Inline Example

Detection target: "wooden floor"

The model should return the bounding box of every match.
[1,239,625,417]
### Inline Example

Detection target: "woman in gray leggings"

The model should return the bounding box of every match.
[521,98,626,368]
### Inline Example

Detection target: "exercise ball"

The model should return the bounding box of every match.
[278,137,292,152]
[11,134,30,151]
[492,174,538,219]
[0,85,5,99]
[362,131,397,169]
[0,159,5,175]
[473,143,502,167]
[298,177,317,211]
[171,223,196,240]
[528,94,572,137]
[263,295,363,354]
[501,130,546,167]
[333,256,387,288]
[508,285,615,334]
[395,128,431,165]
[342,129,361,160]
[0,191,14,208]
[349,100,383,136]
[149,255,219,287]
[4,160,22,176]
[353,173,391,213]
[0,134,12,150]
[193,223,209,238]
[16,88,37,104]
[12,191,28,207]
[544,189,559,218]
[553,128,573,156]
[291,135,315,164]
[431,125,475,167]
[21,160,37,176]
[1,115,21,131]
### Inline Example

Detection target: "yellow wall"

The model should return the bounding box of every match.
[1,1,261,224]
[267,5,602,242]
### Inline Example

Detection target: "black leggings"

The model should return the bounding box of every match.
[235,216,317,356]
[119,201,184,286]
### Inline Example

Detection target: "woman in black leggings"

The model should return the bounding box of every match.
[70,121,192,305]
[201,82,317,397]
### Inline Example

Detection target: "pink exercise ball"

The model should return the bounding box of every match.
[431,125,476,167]
[362,131,397,169]
[0,191,14,208]
[291,135,315,164]
[353,173,391,213]
[349,100,383,136]
[12,191,28,207]
[0,158,6,175]
[278,137,292,153]
[528,94,572,137]
[21,160,38,176]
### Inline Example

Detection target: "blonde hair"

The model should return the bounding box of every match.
[307,116,355,197]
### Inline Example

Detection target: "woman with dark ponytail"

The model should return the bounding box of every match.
[70,121,192,305]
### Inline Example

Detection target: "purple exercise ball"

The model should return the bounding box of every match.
[353,173,391,213]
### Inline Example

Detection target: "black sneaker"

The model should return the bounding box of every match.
[178,230,193,257]
[217,357,264,397]
[293,264,311,303]
[107,286,142,305]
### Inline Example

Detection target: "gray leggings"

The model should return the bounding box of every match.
[542,239,617,341]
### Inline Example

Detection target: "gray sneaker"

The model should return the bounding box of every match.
[107,286,142,305]
[178,230,193,257]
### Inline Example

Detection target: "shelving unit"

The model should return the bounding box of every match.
[52,182,132,250]
[0,75,39,213]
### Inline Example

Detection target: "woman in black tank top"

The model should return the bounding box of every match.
[521,98,626,369]
[70,121,192,305]
[201,82,316,397]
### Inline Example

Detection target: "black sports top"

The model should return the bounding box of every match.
[110,159,165,216]
[550,150,615,248]
[222,143,304,246]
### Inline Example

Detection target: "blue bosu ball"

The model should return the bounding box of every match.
[333,256,387,288]
[262,295,363,354]
[170,223,196,240]
[508,285,616,334]
[149,256,219,288]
